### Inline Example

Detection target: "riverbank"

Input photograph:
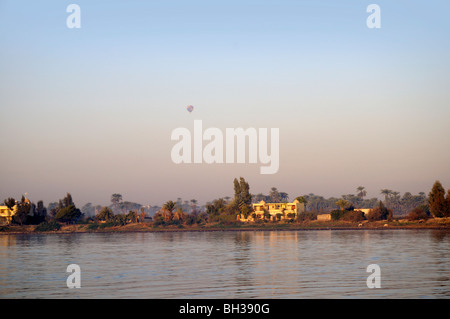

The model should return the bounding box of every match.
[1,217,449,234]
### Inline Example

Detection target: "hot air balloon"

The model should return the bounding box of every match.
[186,105,194,113]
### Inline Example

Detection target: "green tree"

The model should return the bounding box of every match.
[55,205,82,223]
[428,181,446,217]
[48,202,59,218]
[112,214,127,226]
[111,194,123,212]
[95,206,114,222]
[233,177,252,213]
[368,201,392,221]
[139,209,147,223]
[126,210,138,223]
[63,193,74,208]
[13,196,31,225]
[446,190,450,217]
[3,197,16,210]
[34,200,47,224]
[336,199,350,211]
[206,198,226,221]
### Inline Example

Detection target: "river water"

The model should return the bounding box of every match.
[0,229,448,298]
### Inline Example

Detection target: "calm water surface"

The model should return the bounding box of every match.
[0,229,449,298]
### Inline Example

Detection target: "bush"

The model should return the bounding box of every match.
[34,221,61,232]
[153,216,165,227]
[330,210,345,221]
[99,222,116,229]
[367,209,381,221]
[367,201,392,221]
[297,212,317,221]
[407,208,429,221]
[112,214,127,226]
[241,206,250,219]
[76,218,90,225]
[330,210,366,222]
[216,214,240,226]
[344,211,366,222]
[87,223,99,231]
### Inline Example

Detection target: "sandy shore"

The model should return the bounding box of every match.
[1,218,449,235]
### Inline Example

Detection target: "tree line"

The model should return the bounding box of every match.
[2,179,449,228]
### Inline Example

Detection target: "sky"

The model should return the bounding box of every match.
[0,0,449,207]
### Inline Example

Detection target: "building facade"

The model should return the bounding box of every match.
[0,204,18,225]
[238,199,305,222]
[354,208,371,216]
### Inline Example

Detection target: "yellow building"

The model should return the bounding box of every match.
[0,197,34,225]
[317,213,331,221]
[354,208,372,216]
[238,199,305,222]
[0,204,18,225]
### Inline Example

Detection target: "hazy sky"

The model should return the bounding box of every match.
[1,0,449,207]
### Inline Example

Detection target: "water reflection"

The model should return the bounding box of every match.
[232,232,254,297]
[0,229,449,298]
[430,230,448,243]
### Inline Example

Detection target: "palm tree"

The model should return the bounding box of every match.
[269,187,281,203]
[279,192,289,203]
[295,196,308,211]
[174,207,186,222]
[162,200,176,222]
[390,191,401,212]
[356,186,367,199]
[336,199,349,211]
[183,200,189,211]
[190,199,197,213]
[380,189,392,203]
